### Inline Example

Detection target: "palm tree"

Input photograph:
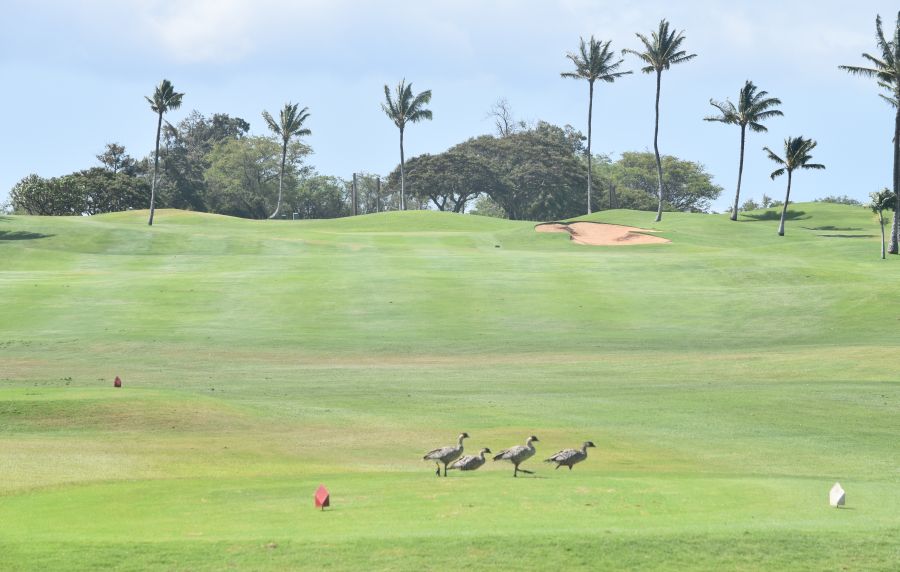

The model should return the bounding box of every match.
[382,79,432,210]
[262,103,311,219]
[623,19,696,222]
[562,37,631,215]
[870,188,896,259]
[705,81,783,221]
[763,136,825,236]
[145,79,184,226]
[840,12,900,254]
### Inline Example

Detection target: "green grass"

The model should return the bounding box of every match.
[1,205,899,570]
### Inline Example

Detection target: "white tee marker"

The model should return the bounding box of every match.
[829,482,845,508]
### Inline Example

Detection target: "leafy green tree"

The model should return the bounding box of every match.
[69,168,150,214]
[204,136,310,219]
[382,79,432,210]
[623,19,696,222]
[840,12,900,254]
[10,170,148,215]
[763,136,826,236]
[470,194,506,218]
[561,36,631,214]
[614,152,722,212]
[96,143,136,175]
[10,174,82,215]
[870,188,897,259]
[262,102,311,219]
[145,79,184,226]
[387,149,502,212]
[295,175,350,219]
[705,81,783,221]
[158,111,250,211]
[740,198,761,212]
[460,122,587,220]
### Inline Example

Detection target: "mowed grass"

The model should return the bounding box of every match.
[1,205,899,570]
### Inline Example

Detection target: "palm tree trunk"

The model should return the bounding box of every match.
[879,209,886,259]
[731,124,746,221]
[587,80,594,215]
[890,106,900,254]
[269,142,287,219]
[399,127,406,211]
[653,70,664,223]
[778,171,792,236]
[148,111,163,226]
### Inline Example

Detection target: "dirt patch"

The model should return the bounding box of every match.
[535,222,670,246]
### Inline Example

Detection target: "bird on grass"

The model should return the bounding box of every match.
[493,435,539,477]
[545,441,596,470]
[423,432,469,476]
[448,448,492,473]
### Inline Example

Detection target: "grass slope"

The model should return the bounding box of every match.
[1,206,899,571]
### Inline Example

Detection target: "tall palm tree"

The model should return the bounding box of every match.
[562,36,631,215]
[840,12,900,254]
[382,79,432,210]
[262,102,311,219]
[705,81,783,221]
[763,136,825,236]
[870,188,896,259]
[145,79,184,226]
[623,19,696,222]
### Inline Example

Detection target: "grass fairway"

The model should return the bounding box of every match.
[1,205,899,570]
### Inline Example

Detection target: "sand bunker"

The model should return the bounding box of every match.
[535,221,670,246]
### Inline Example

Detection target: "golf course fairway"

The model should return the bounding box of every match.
[1,204,898,570]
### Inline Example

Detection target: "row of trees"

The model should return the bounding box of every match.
[8,13,897,245]
[391,122,721,220]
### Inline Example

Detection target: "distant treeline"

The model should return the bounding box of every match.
[8,111,722,221]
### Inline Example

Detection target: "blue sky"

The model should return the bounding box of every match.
[1,0,897,212]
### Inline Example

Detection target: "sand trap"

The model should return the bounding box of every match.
[535,221,670,246]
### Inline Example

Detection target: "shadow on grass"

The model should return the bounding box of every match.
[817,234,877,239]
[803,225,863,231]
[0,230,54,241]
[742,210,808,221]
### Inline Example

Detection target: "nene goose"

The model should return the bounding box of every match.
[423,432,469,476]
[448,448,492,472]
[545,441,596,470]
[493,435,539,477]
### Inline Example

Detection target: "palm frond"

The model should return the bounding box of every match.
[763,146,784,165]
[747,122,767,133]
[382,80,432,129]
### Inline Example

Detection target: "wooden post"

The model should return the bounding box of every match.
[376,176,381,213]
[352,173,358,216]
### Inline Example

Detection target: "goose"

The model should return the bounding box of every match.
[493,435,539,477]
[448,448,492,472]
[545,441,596,470]
[423,432,469,476]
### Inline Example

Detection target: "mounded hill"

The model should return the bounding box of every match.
[1,204,898,570]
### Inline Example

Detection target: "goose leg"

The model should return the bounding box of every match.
[443,463,448,477]
[568,465,573,471]
[555,464,561,470]
[519,468,534,474]
[513,465,518,477]
[435,463,441,476]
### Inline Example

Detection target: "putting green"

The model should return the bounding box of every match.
[1,205,898,570]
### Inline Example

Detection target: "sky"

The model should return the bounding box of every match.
[1,0,897,212]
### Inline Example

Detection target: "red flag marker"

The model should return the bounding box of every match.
[114,376,122,388]
[315,485,330,510]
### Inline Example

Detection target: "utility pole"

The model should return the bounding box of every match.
[352,173,358,216]
[375,176,381,213]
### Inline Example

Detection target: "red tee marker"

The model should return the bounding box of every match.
[314,485,330,510]
[114,376,122,388]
